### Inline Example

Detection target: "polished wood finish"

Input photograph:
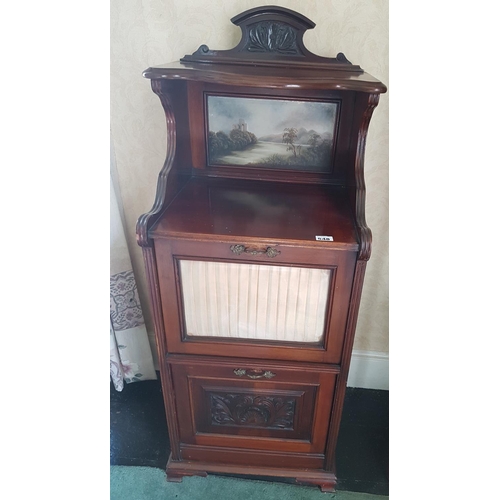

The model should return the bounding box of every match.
[152,177,359,248]
[325,260,368,472]
[143,62,386,93]
[168,354,337,454]
[136,80,191,248]
[137,6,385,492]
[154,238,356,364]
[180,6,362,72]
[166,456,338,493]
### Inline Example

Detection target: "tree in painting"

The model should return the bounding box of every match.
[253,127,332,168]
[282,128,299,157]
[308,132,321,149]
[208,129,257,160]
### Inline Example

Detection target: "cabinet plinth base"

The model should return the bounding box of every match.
[166,455,337,492]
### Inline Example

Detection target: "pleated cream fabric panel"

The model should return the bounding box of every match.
[179,260,331,342]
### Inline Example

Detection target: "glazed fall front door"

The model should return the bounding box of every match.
[154,237,357,364]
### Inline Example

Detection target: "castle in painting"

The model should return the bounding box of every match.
[232,119,248,132]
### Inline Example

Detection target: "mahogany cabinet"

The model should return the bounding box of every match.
[137,6,386,492]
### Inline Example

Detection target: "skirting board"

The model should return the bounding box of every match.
[150,333,388,390]
[347,350,389,390]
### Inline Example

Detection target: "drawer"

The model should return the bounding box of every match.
[168,354,338,458]
[155,237,356,363]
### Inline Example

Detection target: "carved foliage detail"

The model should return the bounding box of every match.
[247,22,298,54]
[210,393,296,429]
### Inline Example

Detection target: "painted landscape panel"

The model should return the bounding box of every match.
[207,95,338,172]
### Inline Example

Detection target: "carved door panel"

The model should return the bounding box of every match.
[168,354,338,454]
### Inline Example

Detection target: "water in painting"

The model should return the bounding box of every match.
[207,95,338,171]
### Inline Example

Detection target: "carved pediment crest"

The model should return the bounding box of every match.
[181,6,361,72]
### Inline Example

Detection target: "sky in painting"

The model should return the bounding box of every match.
[207,96,337,138]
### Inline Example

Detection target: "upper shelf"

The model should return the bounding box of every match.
[143,6,386,94]
[151,177,359,251]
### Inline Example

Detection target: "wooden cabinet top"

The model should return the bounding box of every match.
[143,61,386,93]
[143,6,386,94]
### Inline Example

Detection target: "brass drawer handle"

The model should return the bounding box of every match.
[233,368,276,379]
[230,244,280,258]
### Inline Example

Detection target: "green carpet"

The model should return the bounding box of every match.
[110,466,388,500]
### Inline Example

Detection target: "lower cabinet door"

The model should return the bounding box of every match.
[168,354,338,467]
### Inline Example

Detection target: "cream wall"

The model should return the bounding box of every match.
[110,0,389,358]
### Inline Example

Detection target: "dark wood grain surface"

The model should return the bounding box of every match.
[137,6,385,493]
[152,177,359,249]
[143,61,386,93]
[154,238,356,365]
[168,354,337,452]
